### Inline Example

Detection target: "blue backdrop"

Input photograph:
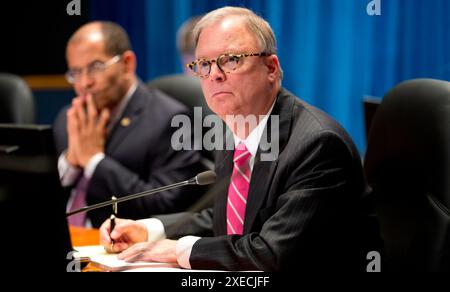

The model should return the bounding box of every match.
[90,0,450,152]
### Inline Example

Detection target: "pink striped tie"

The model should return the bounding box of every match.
[227,143,252,235]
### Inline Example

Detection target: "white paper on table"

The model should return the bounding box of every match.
[73,245,181,272]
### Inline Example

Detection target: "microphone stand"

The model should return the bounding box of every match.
[67,178,195,217]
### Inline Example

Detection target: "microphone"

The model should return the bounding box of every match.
[66,170,216,217]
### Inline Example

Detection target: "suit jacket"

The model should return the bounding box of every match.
[53,83,207,227]
[157,88,374,271]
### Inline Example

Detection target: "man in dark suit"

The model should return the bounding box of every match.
[54,21,206,228]
[99,7,372,271]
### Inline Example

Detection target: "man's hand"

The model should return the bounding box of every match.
[66,94,110,168]
[66,101,81,166]
[100,217,149,253]
[117,239,178,263]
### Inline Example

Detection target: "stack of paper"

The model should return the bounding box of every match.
[73,245,181,272]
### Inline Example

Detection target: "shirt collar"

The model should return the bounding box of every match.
[233,100,276,157]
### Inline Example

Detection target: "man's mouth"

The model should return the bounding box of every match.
[212,91,232,98]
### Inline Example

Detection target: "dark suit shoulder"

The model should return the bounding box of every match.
[279,89,357,152]
[274,89,362,177]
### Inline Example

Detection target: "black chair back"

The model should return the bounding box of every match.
[148,74,216,167]
[364,78,450,272]
[0,73,35,124]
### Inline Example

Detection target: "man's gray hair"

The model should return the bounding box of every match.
[192,7,283,80]
[193,7,277,54]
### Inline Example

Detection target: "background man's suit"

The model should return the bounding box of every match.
[53,83,206,227]
[157,89,375,271]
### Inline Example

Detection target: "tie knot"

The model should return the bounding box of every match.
[233,143,251,163]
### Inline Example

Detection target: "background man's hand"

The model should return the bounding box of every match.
[100,217,149,253]
[66,94,110,168]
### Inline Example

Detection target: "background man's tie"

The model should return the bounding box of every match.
[67,175,89,226]
[227,143,252,235]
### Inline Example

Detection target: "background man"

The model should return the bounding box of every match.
[54,21,206,228]
[177,16,202,74]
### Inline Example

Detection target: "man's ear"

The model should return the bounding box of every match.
[122,51,137,74]
[265,55,280,82]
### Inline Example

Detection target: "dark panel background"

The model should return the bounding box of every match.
[1,1,89,75]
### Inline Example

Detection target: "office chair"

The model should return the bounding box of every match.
[147,74,213,117]
[0,73,35,124]
[147,74,216,168]
[364,78,450,272]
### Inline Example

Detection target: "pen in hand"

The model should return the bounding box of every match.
[109,214,116,252]
[109,196,118,253]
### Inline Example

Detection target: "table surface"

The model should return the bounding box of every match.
[69,226,102,272]
[68,226,236,272]
[69,226,100,246]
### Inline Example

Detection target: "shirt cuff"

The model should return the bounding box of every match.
[138,218,167,243]
[84,153,105,179]
[176,236,201,269]
[58,152,81,187]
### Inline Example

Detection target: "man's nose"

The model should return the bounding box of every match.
[208,62,226,82]
[77,70,95,89]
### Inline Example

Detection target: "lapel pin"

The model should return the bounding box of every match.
[121,117,131,127]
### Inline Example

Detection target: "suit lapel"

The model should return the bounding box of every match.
[212,148,234,235]
[106,84,146,154]
[243,156,278,233]
[243,89,294,233]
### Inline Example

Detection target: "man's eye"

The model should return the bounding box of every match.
[221,55,240,66]
[198,61,210,68]
[228,55,240,63]
[89,62,104,70]
[70,69,82,76]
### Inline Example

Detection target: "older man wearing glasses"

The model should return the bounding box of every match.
[99,7,373,271]
[53,21,207,228]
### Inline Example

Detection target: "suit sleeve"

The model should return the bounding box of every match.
[155,208,215,238]
[188,130,365,271]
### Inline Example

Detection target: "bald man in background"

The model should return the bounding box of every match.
[53,21,206,228]
[177,16,202,74]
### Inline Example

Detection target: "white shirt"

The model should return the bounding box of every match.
[140,100,276,269]
[59,82,138,226]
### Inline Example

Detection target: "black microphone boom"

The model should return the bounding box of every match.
[66,170,216,217]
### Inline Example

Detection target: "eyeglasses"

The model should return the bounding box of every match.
[65,55,122,84]
[186,52,270,79]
